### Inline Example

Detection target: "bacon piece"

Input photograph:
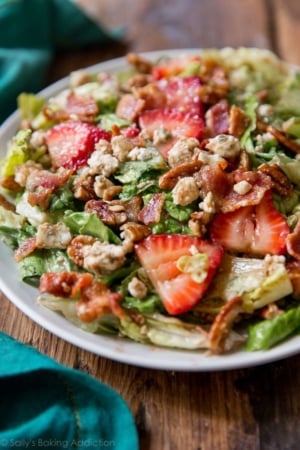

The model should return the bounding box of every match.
[208,296,243,354]
[267,125,300,155]
[116,94,146,121]
[44,91,99,123]
[40,271,124,321]
[138,193,165,225]
[26,168,72,208]
[39,272,93,298]
[205,99,229,137]
[287,219,300,260]
[26,168,72,192]
[228,105,249,138]
[14,237,37,262]
[195,163,231,204]
[159,161,203,190]
[221,170,272,213]
[76,280,124,322]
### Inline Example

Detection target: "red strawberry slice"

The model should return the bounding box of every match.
[45,122,111,170]
[152,55,201,80]
[210,190,290,256]
[139,108,204,158]
[163,76,204,116]
[135,234,223,315]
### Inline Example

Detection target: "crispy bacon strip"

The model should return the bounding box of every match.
[76,280,124,322]
[220,170,272,213]
[138,193,165,225]
[286,260,300,295]
[40,271,124,321]
[39,272,93,298]
[44,91,99,123]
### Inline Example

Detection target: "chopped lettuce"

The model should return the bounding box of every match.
[120,313,209,349]
[246,305,300,351]
[39,294,120,334]
[205,254,293,312]
[114,149,167,184]
[63,210,121,244]
[98,113,132,130]
[0,130,32,177]
[17,93,45,121]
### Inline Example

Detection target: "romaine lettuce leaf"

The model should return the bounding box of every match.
[63,210,121,244]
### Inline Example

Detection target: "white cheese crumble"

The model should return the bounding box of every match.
[206,134,241,159]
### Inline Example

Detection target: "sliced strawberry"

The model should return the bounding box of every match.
[210,191,290,256]
[139,108,204,138]
[135,234,223,315]
[163,76,204,116]
[152,55,201,80]
[139,108,204,158]
[45,122,111,170]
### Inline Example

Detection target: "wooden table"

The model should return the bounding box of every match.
[1,1,300,448]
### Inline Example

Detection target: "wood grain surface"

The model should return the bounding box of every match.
[1,1,300,449]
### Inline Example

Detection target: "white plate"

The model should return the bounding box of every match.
[1,49,300,371]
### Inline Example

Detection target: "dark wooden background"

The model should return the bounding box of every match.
[1,1,300,449]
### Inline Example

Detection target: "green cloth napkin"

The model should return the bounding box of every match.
[0,331,138,449]
[0,0,122,123]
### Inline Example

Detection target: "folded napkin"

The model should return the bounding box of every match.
[0,331,138,449]
[0,0,122,123]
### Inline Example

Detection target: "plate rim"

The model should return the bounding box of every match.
[1,48,300,372]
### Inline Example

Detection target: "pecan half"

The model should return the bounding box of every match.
[159,161,203,190]
[258,162,294,196]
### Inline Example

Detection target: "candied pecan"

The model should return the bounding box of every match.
[237,150,251,171]
[133,83,167,109]
[258,163,294,196]
[116,94,146,121]
[120,222,151,242]
[159,161,203,190]
[126,52,153,74]
[0,176,23,193]
[67,235,97,267]
[267,125,300,154]
[0,193,15,211]
[85,200,127,226]
[14,237,37,262]
[287,218,300,260]
[228,105,249,138]
[102,185,123,201]
[257,303,283,320]
[73,173,97,201]
[286,260,300,295]
[128,73,152,88]
[208,296,243,354]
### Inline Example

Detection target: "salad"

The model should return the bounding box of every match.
[1,47,300,355]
